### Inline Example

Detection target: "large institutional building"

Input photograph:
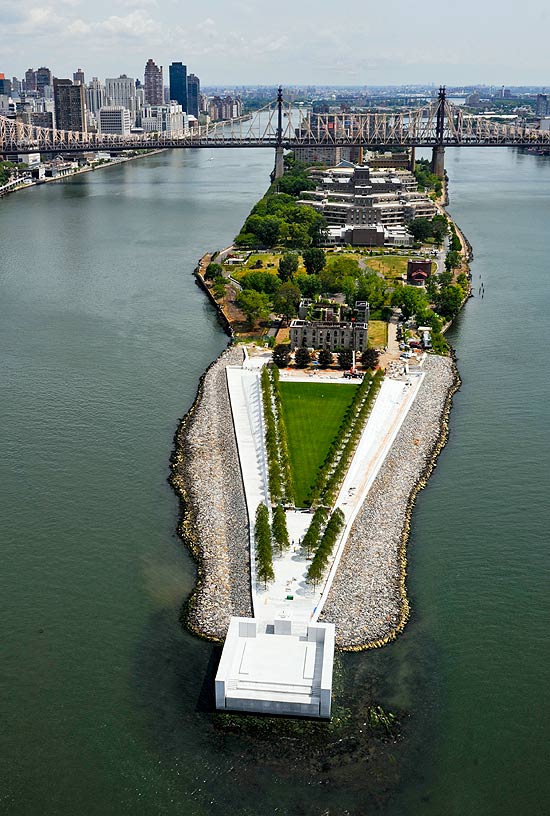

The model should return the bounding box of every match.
[297,162,436,247]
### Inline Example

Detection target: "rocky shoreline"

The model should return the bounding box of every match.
[170,345,253,641]
[171,345,459,648]
[319,354,460,649]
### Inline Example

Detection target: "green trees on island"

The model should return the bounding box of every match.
[272,503,290,554]
[302,247,326,275]
[272,343,291,368]
[235,159,327,249]
[273,282,301,323]
[317,348,333,369]
[301,506,329,556]
[235,289,271,326]
[278,252,300,281]
[260,366,294,505]
[255,503,274,587]
[294,347,311,368]
[306,508,345,587]
[308,369,384,507]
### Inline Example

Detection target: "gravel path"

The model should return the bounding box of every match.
[171,345,253,641]
[319,355,459,649]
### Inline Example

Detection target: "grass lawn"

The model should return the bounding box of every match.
[279,381,358,507]
[368,319,388,349]
[366,255,409,281]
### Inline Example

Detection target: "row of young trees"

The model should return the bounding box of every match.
[308,369,385,507]
[255,502,291,588]
[255,503,275,587]
[301,506,329,557]
[270,366,294,503]
[261,366,283,502]
[306,508,346,588]
[260,366,294,505]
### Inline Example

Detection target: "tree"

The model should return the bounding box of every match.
[272,343,291,368]
[294,273,323,299]
[356,271,387,312]
[391,285,429,320]
[338,348,354,370]
[272,504,290,553]
[445,250,461,272]
[409,218,433,243]
[302,247,326,275]
[278,252,299,282]
[287,222,311,248]
[241,270,281,295]
[436,285,463,318]
[255,503,274,587]
[204,262,223,281]
[212,277,226,300]
[243,214,282,247]
[273,282,301,323]
[235,289,271,326]
[294,347,311,368]
[361,348,379,370]
[318,348,333,369]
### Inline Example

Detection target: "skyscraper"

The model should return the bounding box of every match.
[0,74,12,96]
[187,73,200,118]
[73,68,85,85]
[25,68,37,92]
[86,77,106,115]
[36,67,52,96]
[169,62,187,112]
[144,59,163,105]
[53,78,86,132]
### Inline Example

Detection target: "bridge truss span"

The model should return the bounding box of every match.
[2,90,550,156]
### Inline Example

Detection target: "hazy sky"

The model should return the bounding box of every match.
[2,0,550,87]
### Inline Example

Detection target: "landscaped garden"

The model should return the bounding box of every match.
[277,381,358,507]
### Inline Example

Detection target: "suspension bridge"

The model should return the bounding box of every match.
[2,87,550,178]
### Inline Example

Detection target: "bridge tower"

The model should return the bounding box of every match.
[272,86,285,181]
[431,86,446,178]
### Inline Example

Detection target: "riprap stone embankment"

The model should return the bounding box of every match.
[170,345,253,640]
[319,355,459,649]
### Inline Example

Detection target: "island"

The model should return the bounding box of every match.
[170,151,467,718]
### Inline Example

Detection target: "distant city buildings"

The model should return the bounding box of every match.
[169,62,187,112]
[53,78,86,132]
[144,59,163,105]
[141,103,187,135]
[187,73,200,118]
[99,106,131,135]
[73,68,85,86]
[207,95,243,121]
[85,77,106,115]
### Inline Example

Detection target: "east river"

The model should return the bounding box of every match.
[1,146,549,815]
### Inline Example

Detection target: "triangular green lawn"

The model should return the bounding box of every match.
[278,381,359,507]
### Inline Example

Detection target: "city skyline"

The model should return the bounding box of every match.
[3,0,550,86]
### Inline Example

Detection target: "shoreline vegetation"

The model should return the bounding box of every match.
[172,157,468,650]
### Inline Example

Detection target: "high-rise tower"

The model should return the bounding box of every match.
[53,78,86,132]
[169,62,187,112]
[144,59,163,105]
[187,73,200,118]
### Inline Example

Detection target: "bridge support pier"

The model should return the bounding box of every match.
[431,144,445,178]
[409,146,416,171]
[273,145,285,180]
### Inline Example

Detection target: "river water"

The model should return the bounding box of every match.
[1,146,549,815]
